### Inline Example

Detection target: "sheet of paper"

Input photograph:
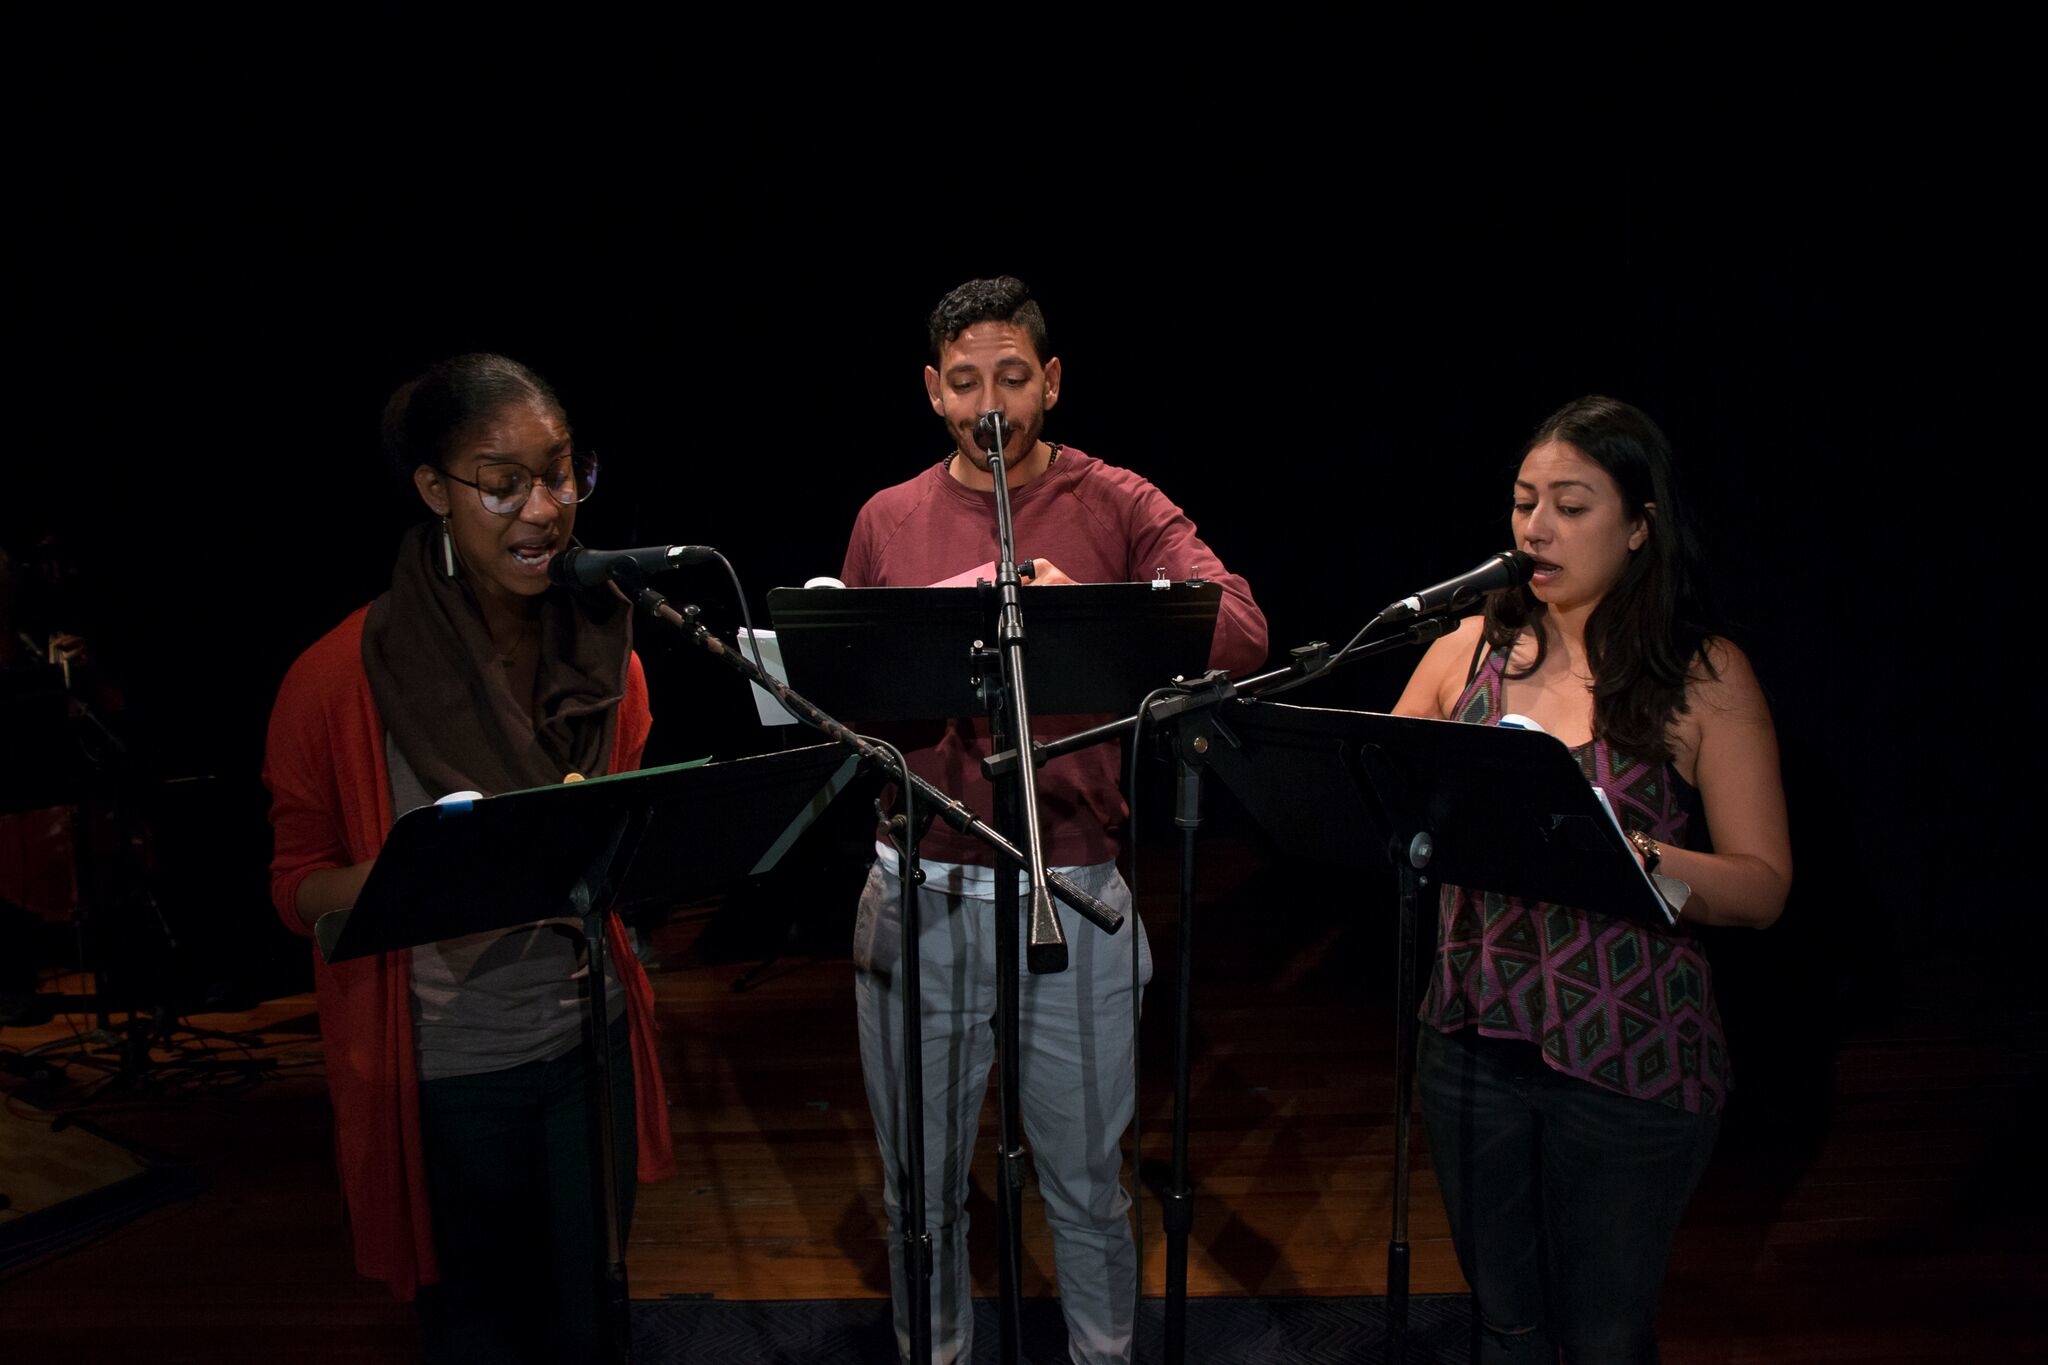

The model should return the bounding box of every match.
[930,561,998,588]
[737,628,796,726]
[1589,786,1678,926]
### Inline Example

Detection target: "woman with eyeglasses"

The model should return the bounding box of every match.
[263,353,674,1363]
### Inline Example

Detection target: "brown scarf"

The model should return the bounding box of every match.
[361,522,632,800]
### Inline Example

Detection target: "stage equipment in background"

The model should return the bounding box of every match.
[3,640,277,1100]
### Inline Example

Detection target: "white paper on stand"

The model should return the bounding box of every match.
[1588,786,1680,927]
[737,628,796,727]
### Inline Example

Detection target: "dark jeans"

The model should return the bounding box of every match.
[1416,1026,1718,1365]
[416,1013,637,1365]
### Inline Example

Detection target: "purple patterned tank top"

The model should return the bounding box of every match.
[1418,647,1731,1114]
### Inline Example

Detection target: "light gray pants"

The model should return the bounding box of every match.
[853,858,1152,1365]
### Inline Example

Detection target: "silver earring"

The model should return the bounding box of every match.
[440,517,459,578]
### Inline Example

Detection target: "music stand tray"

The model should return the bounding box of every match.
[1202,700,1673,926]
[316,744,862,964]
[766,582,1224,720]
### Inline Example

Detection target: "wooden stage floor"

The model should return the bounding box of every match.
[1,833,2042,1362]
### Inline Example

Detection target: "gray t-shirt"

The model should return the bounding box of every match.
[389,735,625,1081]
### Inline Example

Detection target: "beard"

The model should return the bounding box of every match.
[953,418,1040,472]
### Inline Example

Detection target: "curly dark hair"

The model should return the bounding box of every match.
[1481,396,1720,764]
[926,276,1051,366]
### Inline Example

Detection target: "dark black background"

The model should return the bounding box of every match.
[7,20,2015,1051]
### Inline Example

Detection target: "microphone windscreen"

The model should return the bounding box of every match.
[975,410,1010,452]
[546,547,582,588]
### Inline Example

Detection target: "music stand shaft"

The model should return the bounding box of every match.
[991,762,1028,1365]
[1161,737,1204,1363]
[1388,843,1425,1360]
[575,817,644,1365]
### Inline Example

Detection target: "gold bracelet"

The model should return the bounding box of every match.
[1626,827,1662,873]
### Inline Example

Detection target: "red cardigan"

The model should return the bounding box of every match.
[263,605,676,1300]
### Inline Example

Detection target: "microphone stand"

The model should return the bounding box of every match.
[601,568,1123,1365]
[984,615,1471,1365]
[974,414,1067,1365]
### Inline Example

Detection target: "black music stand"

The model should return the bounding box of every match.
[315,743,860,1365]
[767,582,1225,718]
[768,580,1220,1365]
[1197,699,1672,1363]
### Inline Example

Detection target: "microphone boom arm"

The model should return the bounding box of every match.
[983,551,1522,780]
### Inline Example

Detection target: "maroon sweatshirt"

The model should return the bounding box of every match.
[840,446,1268,867]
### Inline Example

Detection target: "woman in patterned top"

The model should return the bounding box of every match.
[1392,395,1791,1363]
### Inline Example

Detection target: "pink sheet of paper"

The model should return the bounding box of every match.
[929,561,998,588]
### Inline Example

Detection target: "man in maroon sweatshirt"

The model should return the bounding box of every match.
[842,276,1268,1364]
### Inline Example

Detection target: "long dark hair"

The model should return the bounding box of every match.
[1481,396,1718,764]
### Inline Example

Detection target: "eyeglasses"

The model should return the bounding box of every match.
[440,454,599,516]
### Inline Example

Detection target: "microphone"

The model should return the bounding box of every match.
[975,409,1010,454]
[548,543,717,588]
[1379,550,1535,623]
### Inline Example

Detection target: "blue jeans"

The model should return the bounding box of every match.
[416,1012,637,1365]
[1416,1026,1718,1364]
